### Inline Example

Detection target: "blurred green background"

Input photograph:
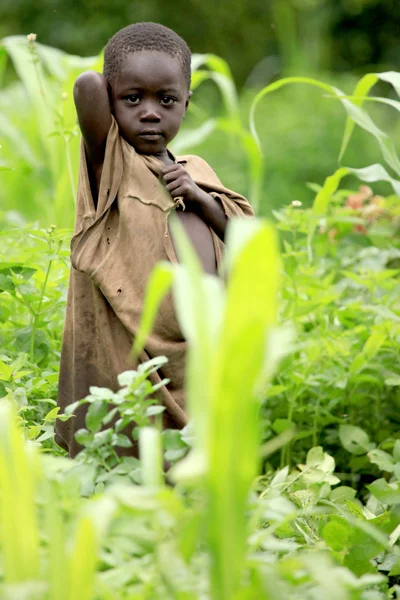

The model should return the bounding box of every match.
[1,0,399,84]
[1,0,399,223]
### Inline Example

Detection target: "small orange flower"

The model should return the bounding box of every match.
[328,227,339,243]
[361,195,385,222]
[353,223,367,235]
[345,185,373,210]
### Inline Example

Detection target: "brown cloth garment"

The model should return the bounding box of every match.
[55,116,254,457]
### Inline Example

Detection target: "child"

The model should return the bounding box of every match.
[55,22,254,457]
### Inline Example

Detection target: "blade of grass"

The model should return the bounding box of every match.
[249,76,400,177]
[338,73,379,162]
[0,402,41,583]
[207,220,281,600]
[132,262,174,357]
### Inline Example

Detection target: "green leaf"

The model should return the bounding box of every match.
[339,425,374,455]
[312,167,349,217]
[347,163,400,196]
[112,434,132,449]
[85,401,108,434]
[322,518,351,552]
[272,418,294,434]
[368,449,395,473]
[339,73,379,162]
[329,486,357,504]
[393,440,400,462]
[0,360,13,381]
[367,479,400,505]
[145,405,165,417]
[74,429,93,446]
[139,427,163,487]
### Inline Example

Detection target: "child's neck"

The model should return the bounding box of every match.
[145,147,176,166]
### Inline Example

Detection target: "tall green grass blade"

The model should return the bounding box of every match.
[339,96,400,175]
[347,163,400,196]
[312,163,400,217]
[250,76,400,177]
[249,77,338,152]
[217,118,263,213]
[339,71,400,164]
[139,427,164,487]
[237,130,264,213]
[336,95,400,112]
[67,516,98,600]
[312,167,349,217]
[132,262,174,357]
[0,402,41,583]
[338,73,378,162]
[46,480,68,600]
[171,119,216,154]
[2,36,55,139]
[190,54,240,123]
[170,217,222,448]
[377,71,400,96]
[208,220,280,600]
[190,69,211,91]
[0,46,7,85]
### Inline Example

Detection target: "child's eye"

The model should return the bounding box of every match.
[124,94,141,105]
[160,96,176,106]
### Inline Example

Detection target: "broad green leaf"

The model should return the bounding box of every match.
[368,449,395,473]
[74,429,93,446]
[339,424,374,455]
[85,401,108,434]
[323,518,351,552]
[329,486,357,504]
[0,360,13,381]
[393,440,400,462]
[368,479,400,505]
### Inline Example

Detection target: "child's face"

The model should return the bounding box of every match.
[110,50,191,156]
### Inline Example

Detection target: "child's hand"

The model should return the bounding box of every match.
[161,164,203,205]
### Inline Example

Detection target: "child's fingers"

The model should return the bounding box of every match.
[168,185,186,198]
[162,171,180,184]
[160,164,184,178]
[165,179,184,194]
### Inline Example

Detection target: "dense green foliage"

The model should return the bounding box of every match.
[1,36,400,599]
[1,0,399,83]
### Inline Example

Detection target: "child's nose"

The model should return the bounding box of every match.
[139,101,161,121]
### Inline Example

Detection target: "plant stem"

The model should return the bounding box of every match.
[64,135,77,204]
[30,259,53,362]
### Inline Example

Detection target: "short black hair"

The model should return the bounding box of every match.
[104,22,191,89]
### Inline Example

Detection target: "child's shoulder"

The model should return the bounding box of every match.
[176,154,221,185]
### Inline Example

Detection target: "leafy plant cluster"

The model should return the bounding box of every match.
[264,184,400,475]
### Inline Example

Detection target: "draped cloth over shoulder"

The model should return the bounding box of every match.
[55,116,255,457]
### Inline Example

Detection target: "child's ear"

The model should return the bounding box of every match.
[185,90,193,111]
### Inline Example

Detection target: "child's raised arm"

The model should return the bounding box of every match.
[73,71,112,201]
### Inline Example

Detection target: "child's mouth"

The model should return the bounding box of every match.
[138,129,163,141]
